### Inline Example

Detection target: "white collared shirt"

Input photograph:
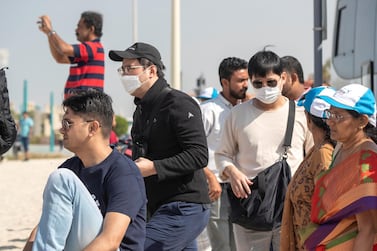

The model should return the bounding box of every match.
[200,94,234,182]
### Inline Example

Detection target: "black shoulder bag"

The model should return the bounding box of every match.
[0,67,17,155]
[227,100,295,231]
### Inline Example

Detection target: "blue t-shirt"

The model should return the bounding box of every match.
[59,149,147,251]
[19,117,33,137]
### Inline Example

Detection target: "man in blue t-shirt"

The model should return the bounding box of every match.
[19,111,33,161]
[23,90,147,251]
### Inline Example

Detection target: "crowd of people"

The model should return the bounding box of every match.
[0,9,376,251]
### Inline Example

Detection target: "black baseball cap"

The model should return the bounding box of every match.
[109,42,163,68]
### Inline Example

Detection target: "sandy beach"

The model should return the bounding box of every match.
[0,158,68,251]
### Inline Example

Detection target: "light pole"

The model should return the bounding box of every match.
[132,0,138,43]
[313,0,327,87]
[171,0,181,90]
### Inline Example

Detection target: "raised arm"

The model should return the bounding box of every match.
[38,15,73,63]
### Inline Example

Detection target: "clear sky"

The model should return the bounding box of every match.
[0,0,336,119]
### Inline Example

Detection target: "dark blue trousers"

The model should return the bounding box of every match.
[144,201,210,251]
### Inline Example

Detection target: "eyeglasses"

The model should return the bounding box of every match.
[323,109,353,122]
[117,65,144,75]
[61,119,95,131]
[251,78,280,89]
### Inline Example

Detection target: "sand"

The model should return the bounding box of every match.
[0,158,67,251]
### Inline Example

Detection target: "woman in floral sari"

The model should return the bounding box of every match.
[280,86,336,251]
[304,84,377,251]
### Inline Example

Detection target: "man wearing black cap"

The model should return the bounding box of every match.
[109,42,210,250]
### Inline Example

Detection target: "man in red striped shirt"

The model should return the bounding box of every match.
[38,11,105,99]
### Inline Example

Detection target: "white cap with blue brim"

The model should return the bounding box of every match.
[298,86,336,118]
[317,83,376,127]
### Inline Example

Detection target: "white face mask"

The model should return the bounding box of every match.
[120,75,142,94]
[253,86,281,104]
[120,68,149,95]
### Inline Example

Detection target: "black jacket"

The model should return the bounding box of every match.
[0,68,17,155]
[131,78,210,214]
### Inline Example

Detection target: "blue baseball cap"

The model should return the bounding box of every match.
[197,87,219,100]
[298,86,336,118]
[318,83,376,126]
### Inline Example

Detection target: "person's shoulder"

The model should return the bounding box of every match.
[169,88,192,99]
[292,99,308,121]
[316,143,334,162]
[109,150,141,174]
[77,39,103,51]
[361,141,377,154]
[59,156,81,170]
[168,89,199,107]
[200,98,219,110]
[232,99,252,113]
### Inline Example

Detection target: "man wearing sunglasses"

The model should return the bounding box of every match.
[215,50,313,251]
[23,90,147,251]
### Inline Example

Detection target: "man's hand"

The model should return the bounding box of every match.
[134,157,157,177]
[208,177,222,201]
[203,167,222,201]
[224,165,252,199]
[38,15,53,35]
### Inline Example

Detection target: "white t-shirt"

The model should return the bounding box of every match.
[215,97,313,179]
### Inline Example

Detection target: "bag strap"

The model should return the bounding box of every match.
[258,100,295,198]
[282,100,295,159]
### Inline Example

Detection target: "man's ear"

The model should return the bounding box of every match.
[89,121,100,135]
[221,78,229,88]
[149,65,158,78]
[89,25,95,33]
[291,73,298,83]
[280,71,288,83]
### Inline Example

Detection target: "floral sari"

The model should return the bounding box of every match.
[304,149,377,250]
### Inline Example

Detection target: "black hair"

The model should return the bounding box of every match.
[308,113,336,147]
[346,110,377,143]
[139,58,165,78]
[81,11,103,38]
[62,90,113,138]
[248,50,282,78]
[218,57,248,86]
[281,56,305,84]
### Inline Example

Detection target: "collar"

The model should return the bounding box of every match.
[218,92,234,109]
[134,78,170,108]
